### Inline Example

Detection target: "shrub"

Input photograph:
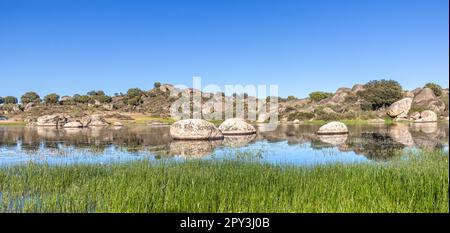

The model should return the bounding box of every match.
[3,96,18,104]
[73,94,91,104]
[125,88,144,106]
[93,95,112,103]
[409,104,426,114]
[309,91,333,102]
[287,96,297,101]
[126,96,142,106]
[287,112,315,121]
[357,79,403,110]
[44,93,60,105]
[87,90,106,96]
[127,88,144,98]
[86,90,111,103]
[314,108,340,121]
[154,82,162,89]
[20,92,41,104]
[0,97,3,104]
[425,82,442,96]
[344,93,358,103]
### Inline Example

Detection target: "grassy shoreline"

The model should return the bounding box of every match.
[0,150,448,213]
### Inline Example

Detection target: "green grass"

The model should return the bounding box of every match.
[0,150,448,213]
[131,116,176,125]
[0,121,26,126]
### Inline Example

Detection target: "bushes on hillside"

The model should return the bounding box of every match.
[44,93,60,105]
[309,91,333,102]
[154,82,161,89]
[127,88,144,98]
[0,97,3,104]
[287,96,297,101]
[87,90,112,103]
[425,82,442,96]
[357,79,403,110]
[125,88,145,106]
[21,92,41,104]
[287,112,315,121]
[3,96,18,104]
[73,94,91,104]
[344,93,358,103]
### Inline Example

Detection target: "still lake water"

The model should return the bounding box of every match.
[0,123,448,166]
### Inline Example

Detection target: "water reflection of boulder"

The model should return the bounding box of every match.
[410,122,438,134]
[256,124,318,145]
[36,127,60,139]
[410,123,446,149]
[388,124,415,147]
[169,140,222,158]
[63,128,84,135]
[222,134,256,148]
[318,134,348,146]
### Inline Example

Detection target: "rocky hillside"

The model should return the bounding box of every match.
[1,81,448,124]
[278,84,449,122]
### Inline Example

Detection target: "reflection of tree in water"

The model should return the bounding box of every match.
[346,133,405,161]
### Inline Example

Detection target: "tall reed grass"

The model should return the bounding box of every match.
[0,150,447,213]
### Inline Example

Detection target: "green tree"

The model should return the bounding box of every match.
[3,96,18,104]
[154,82,162,89]
[125,88,144,106]
[357,79,403,110]
[0,97,4,104]
[93,95,112,103]
[309,91,333,102]
[87,90,112,103]
[21,92,41,104]
[44,93,60,105]
[87,90,106,96]
[425,82,442,96]
[126,96,142,106]
[127,88,144,98]
[73,94,91,104]
[287,96,297,101]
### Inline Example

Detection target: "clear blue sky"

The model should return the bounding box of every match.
[0,0,448,98]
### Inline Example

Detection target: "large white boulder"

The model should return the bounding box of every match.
[36,115,67,127]
[317,121,349,135]
[218,118,256,135]
[170,119,223,140]
[387,98,413,118]
[87,114,109,127]
[63,121,83,128]
[415,110,438,123]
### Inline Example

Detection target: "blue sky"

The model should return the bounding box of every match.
[0,0,448,98]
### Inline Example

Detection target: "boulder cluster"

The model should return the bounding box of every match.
[31,114,122,128]
[386,87,445,122]
[170,118,256,140]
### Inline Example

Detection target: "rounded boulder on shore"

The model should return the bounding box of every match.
[218,118,256,135]
[317,121,349,135]
[63,121,83,128]
[415,110,438,123]
[170,119,224,140]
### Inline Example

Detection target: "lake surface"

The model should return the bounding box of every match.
[0,123,448,166]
